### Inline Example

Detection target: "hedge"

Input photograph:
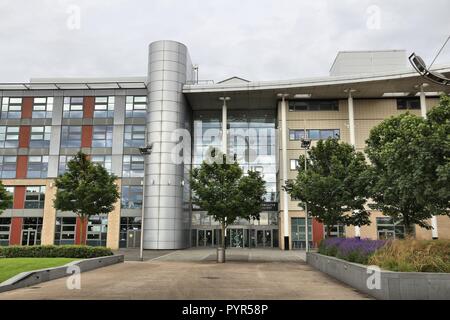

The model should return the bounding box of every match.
[0,245,114,259]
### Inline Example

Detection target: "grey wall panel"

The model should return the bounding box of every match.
[113,96,126,125]
[111,154,123,177]
[51,96,63,126]
[143,40,193,250]
[47,155,59,178]
[49,125,61,156]
[112,124,124,155]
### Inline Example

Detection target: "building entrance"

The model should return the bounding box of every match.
[22,229,38,246]
[192,227,278,248]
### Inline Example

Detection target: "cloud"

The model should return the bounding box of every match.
[0,0,449,82]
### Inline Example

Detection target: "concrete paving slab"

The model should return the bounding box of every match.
[0,249,370,300]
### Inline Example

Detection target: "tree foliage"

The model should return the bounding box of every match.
[53,151,120,244]
[190,150,266,248]
[285,139,371,236]
[365,95,450,235]
[0,181,13,215]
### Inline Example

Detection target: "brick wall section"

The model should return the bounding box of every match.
[19,125,30,148]
[21,97,33,119]
[16,156,28,179]
[9,217,23,245]
[81,125,93,148]
[83,96,94,118]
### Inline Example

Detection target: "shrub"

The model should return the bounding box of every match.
[318,237,386,264]
[368,239,450,273]
[0,245,114,259]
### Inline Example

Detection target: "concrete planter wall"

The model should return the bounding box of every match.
[307,252,450,300]
[0,254,124,293]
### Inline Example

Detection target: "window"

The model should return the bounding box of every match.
[0,126,20,148]
[289,100,339,112]
[119,217,141,248]
[376,217,406,240]
[291,217,313,249]
[289,129,340,141]
[397,98,421,110]
[0,218,11,246]
[122,155,144,177]
[24,186,46,209]
[63,97,84,118]
[121,185,143,209]
[21,218,43,246]
[92,125,113,148]
[54,217,76,245]
[86,215,108,247]
[32,97,53,118]
[124,125,145,147]
[30,126,51,148]
[1,97,22,118]
[126,96,147,118]
[61,126,82,148]
[324,224,346,238]
[0,156,17,178]
[27,156,48,178]
[94,96,115,118]
[58,155,74,175]
[91,155,112,173]
[290,159,300,170]
[5,186,14,209]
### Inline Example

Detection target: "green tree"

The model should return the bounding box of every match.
[0,181,13,215]
[53,151,120,245]
[365,96,450,236]
[190,150,266,261]
[285,139,371,236]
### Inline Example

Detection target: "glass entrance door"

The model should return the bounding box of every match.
[22,230,37,246]
[198,229,213,247]
[256,229,272,248]
[126,230,141,248]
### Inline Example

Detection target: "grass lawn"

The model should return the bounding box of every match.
[0,258,79,284]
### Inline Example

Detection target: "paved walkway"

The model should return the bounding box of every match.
[0,249,371,300]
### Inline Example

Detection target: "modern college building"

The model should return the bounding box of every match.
[0,40,449,250]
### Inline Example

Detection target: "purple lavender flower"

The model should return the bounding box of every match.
[319,237,386,264]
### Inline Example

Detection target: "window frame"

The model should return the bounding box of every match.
[93,96,115,118]
[63,97,84,119]
[32,97,53,118]
[1,97,22,119]
[24,186,46,209]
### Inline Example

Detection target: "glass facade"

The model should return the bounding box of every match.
[291,217,313,249]
[191,109,279,247]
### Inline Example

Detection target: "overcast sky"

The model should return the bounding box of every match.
[0,0,449,83]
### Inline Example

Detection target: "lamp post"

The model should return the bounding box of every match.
[300,135,311,252]
[138,144,153,262]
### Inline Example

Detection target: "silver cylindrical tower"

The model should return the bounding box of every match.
[144,40,193,249]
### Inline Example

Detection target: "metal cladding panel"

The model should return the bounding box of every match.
[144,40,193,249]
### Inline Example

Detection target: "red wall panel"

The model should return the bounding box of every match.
[16,156,28,179]
[21,97,33,119]
[83,96,94,118]
[75,217,88,245]
[313,219,324,247]
[19,125,30,148]
[81,125,93,148]
[9,217,23,245]
[13,186,25,209]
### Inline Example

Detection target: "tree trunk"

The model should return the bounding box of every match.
[326,224,332,237]
[79,215,87,246]
[403,216,415,239]
[221,223,226,249]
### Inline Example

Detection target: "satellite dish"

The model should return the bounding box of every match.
[409,53,450,86]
